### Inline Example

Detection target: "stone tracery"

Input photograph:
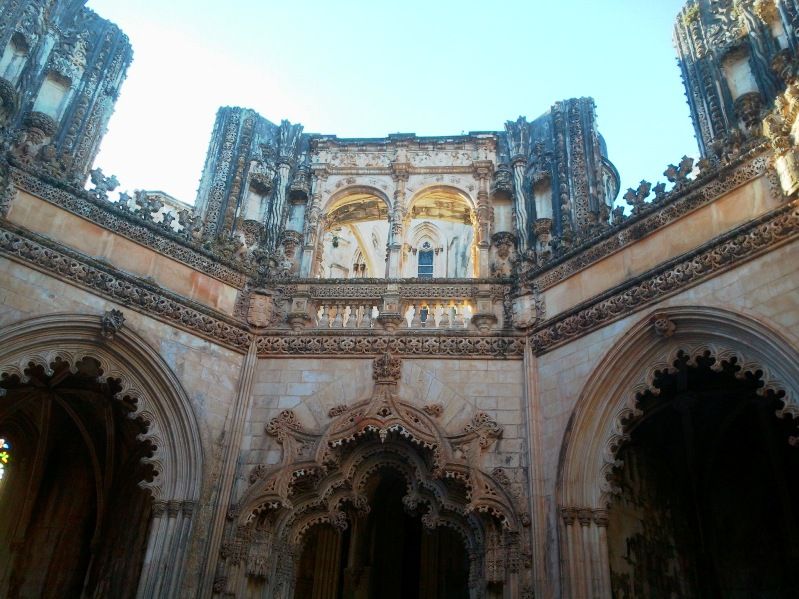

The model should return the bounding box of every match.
[216,353,527,597]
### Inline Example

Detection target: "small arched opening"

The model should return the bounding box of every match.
[404,186,477,278]
[317,187,390,279]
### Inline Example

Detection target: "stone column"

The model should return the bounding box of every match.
[474,162,493,277]
[511,155,531,252]
[559,506,611,599]
[522,344,556,598]
[301,168,326,276]
[387,168,408,278]
[137,499,195,599]
[266,160,292,248]
[198,342,259,598]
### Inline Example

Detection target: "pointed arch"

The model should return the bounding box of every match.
[557,305,799,511]
[0,313,204,597]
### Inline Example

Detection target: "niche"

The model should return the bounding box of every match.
[32,71,72,121]
[0,33,29,83]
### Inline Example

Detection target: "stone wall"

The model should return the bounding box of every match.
[0,254,244,592]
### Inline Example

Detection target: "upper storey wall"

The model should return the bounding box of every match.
[0,0,132,186]
[194,99,621,280]
[675,0,799,156]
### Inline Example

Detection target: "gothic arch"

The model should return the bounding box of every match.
[217,354,524,598]
[408,184,477,212]
[323,184,392,215]
[555,305,799,598]
[0,312,204,597]
[557,305,799,511]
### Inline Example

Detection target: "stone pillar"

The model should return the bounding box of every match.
[522,344,556,598]
[301,168,326,276]
[137,499,195,599]
[474,161,493,277]
[198,342,259,598]
[511,156,531,252]
[266,160,292,248]
[559,506,611,599]
[387,168,408,278]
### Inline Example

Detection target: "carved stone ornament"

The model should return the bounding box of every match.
[247,292,275,328]
[511,291,544,329]
[372,352,402,384]
[100,308,125,340]
[652,313,676,338]
[228,356,522,593]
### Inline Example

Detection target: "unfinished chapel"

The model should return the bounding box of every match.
[2,0,799,598]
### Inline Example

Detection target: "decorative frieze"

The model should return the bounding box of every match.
[255,332,526,358]
[0,224,253,351]
[530,200,799,354]
[9,169,250,287]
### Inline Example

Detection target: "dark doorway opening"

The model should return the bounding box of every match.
[608,352,799,599]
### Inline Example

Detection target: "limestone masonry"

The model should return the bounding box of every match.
[1,1,799,598]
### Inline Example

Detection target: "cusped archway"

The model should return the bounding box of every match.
[556,306,799,598]
[215,354,523,598]
[0,313,204,598]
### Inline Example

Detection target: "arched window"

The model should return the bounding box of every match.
[417,241,434,278]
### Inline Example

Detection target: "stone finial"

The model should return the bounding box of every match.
[100,308,125,340]
[623,180,651,214]
[664,156,694,187]
[88,168,120,201]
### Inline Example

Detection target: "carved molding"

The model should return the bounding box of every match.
[0,224,253,352]
[598,342,798,506]
[530,201,799,354]
[529,150,771,291]
[9,168,249,288]
[0,313,204,504]
[558,306,799,511]
[255,333,525,358]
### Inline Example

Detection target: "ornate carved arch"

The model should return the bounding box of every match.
[219,353,525,597]
[408,184,477,212]
[0,312,204,504]
[558,305,799,511]
[323,184,393,215]
[0,312,205,597]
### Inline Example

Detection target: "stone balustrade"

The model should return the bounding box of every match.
[273,279,509,334]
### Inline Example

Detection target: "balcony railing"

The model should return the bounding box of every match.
[253,279,511,334]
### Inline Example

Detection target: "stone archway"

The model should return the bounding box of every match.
[215,354,526,599]
[556,306,799,599]
[0,312,204,598]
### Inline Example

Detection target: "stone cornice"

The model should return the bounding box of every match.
[0,222,254,352]
[255,332,525,359]
[528,147,772,291]
[529,200,799,354]
[10,168,251,288]
[323,166,488,176]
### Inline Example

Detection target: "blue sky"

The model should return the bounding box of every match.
[86,0,696,206]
